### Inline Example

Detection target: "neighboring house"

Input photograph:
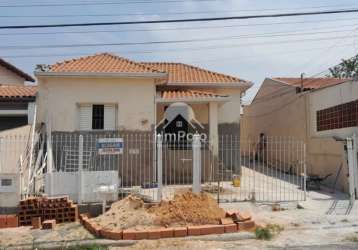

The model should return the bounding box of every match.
[0,58,36,131]
[35,53,252,150]
[241,77,357,192]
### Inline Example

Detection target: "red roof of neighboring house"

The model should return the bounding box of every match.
[142,62,249,85]
[0,58,35,82]
[273,77,351,89]
[48,53,161,74]
[0,85,37,99]
[161,90,228,100]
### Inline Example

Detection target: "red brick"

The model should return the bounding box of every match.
[187,226,201,236]
[100,229,123,240]
[123,230,136,240]
[42,219,56,230]
[0,216,6,228]
[160,228,174,238]
[237,220,255,231]
[147,229,161,239]
[135,230,148,240]
[173,227,187,237]
[237,212,252,222]
[6,215,18,228]
[31,217,41,229]
[224,224,238,233]
[220,217,234,225]
[200,225,225,235]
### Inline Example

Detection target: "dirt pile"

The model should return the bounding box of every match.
[90,195,155,230]
[148,192,226,226]
[91,192,226,230]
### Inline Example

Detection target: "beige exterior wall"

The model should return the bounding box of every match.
[309,80,358,138]
[241,78,306,141]
[36,76,157,132]
[241,78,349,192]
[0,65,25,85]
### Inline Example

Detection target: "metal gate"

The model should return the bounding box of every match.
[41,132,306,203]
[158,134,306,203]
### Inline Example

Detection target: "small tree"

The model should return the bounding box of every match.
[328,55,358,79]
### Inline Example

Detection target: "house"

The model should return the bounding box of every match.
[35,53,252,147]
[0,58,36,131]
[241,77,357,192]
[32,53,253,201]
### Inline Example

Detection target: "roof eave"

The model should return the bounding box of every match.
[156,96,231,103]
[34,71,168,79]
[0,58,35,82]
[167,81,253,90]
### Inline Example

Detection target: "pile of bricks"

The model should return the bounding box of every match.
[0,215,18,229]
[79,210,255,241]
[18,196,78,226]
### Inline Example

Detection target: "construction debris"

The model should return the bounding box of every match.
[18,196,78,226]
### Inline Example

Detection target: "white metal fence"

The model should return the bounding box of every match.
[46,132,306,203]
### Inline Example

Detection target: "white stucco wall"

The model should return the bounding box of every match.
[0,65,25,85]
[309,80,358,138]
[36,76,157,131]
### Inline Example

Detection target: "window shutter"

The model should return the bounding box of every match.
[104,104,115,130]
[79,104,92,130]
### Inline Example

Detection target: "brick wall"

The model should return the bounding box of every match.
[317,99,358,131]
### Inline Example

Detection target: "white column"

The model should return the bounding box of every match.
[209,102,219,156]
[78,135,84,204]
[156,134,163,201]
[347,137,356,203]
[192,134,201,193]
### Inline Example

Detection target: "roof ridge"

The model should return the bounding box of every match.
[50,53,164,73]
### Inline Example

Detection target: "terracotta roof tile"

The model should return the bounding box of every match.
[161,90,228,100]
[49,53,162,73]
[0,85,37,98]
[143,62,249,85]
[273,77,351,89]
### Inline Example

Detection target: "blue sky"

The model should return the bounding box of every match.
[1,0,358,102]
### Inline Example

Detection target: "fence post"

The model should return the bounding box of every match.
[347,137,356,204]
[156,134,163,201]
[192,133,201,193]
[78,135,84,204]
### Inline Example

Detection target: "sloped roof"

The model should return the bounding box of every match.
[142,62,250,85]
[0,85,37,99]
[48,53,162,74]
[161,89,228,100]
[0,58,35,82]
[273,77,351,90]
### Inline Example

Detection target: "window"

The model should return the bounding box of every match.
[79,104,116,131]
[1,179,12,187]
[92,105,104,130]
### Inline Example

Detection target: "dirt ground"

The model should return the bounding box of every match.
[91,192,225,230]
[0,222,94,248]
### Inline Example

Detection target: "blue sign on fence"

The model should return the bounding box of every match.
[96,138,123,155]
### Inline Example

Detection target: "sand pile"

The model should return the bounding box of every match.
[148,192,226,226]
[91,192,226,230]
[90,195,155,230]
